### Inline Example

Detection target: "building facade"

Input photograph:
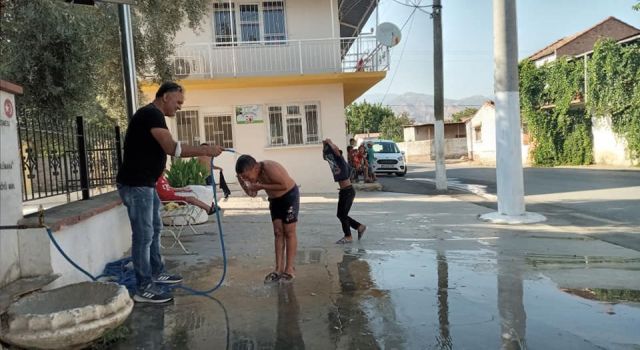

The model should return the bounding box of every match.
[141,0,388,192]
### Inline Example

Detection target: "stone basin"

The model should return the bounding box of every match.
[0,281,133,349]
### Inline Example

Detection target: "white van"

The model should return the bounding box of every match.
[368,139,407,176]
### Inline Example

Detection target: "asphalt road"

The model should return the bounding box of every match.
[377,162,640,249]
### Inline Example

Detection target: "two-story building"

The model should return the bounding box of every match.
[141,0,389,192]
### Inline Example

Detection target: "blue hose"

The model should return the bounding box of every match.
[45,149,237,297]
[173,151,231,295]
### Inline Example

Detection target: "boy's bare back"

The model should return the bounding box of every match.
[258,160,296,198]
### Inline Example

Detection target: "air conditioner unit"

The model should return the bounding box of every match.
[174,57,201,77]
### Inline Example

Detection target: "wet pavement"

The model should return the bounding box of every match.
[111,192,640,350]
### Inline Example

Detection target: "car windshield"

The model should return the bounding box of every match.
[372,142,399,153]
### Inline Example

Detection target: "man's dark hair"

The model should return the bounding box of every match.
[235,154,257,174]
[155,82,183,98]
[200,142,209,146]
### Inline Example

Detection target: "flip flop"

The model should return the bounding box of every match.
[264,271,280,283]
[357,225,367,240]
[279,272,295,283]
[336,237,353,244]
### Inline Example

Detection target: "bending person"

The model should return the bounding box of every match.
[322,139,366,244]
[236,155,299,283]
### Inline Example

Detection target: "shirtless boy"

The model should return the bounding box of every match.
[235,155,299,283]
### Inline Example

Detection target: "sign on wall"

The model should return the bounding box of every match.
[235,105,263,124]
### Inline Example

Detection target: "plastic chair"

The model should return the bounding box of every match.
[159,200,202,254]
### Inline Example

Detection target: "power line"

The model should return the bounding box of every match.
[380,6,418,104]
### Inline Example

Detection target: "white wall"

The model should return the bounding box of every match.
[466,104,530,165]
[592,116,637,166]
[46,206,131,289]
[1,89,23,287]
[164,83,346,193]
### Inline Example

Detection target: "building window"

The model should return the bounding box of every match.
[176,110,201,146]
[239,4,260,42]
[268,102,321,147]
[213,1,287,46]
[268,106,285,146]
[214,3,237,46]
[305,104,319,143]
[263,1,286,42]
[474,126,482,142]
[204,114,234,148]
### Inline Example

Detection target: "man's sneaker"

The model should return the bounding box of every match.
[153,273,183,285]
[133,284,173,303]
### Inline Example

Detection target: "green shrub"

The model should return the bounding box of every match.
[165,158,208,187]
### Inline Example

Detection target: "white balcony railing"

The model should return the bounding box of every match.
[171,35,389,79]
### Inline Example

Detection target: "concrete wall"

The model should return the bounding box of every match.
[162,83,346,193]
[1,86,23,288]
[15,204,132,290]
[592,115,637,166]
[466,104,529,165]
[398,138,467,162]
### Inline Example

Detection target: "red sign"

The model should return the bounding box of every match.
[3,98,13,118]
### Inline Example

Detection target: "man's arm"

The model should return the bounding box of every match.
[151,128,223,157]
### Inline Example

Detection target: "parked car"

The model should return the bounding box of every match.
[369,140,407,176]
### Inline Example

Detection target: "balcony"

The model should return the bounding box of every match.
[171,35,389,79]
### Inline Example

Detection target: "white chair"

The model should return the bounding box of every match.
[159,200,202,254]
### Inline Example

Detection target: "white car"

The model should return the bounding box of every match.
[369,140,407,176]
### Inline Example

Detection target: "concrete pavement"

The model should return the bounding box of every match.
[110,191,640,349]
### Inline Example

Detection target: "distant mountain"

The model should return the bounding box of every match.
[359,92,491,123]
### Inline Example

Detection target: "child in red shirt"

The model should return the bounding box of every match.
[156,176,218,215]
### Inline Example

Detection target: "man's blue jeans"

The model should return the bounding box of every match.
[117,184,164,290]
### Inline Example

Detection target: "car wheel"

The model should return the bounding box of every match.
[396,171,405,177]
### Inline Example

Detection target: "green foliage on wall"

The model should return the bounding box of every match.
[165,158,208,188]
[519,58,593,166]
[586,39,640,162]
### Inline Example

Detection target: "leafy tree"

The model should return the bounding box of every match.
[451,107,478,122]
[345,101,395,134]
[0,0,209,124]
[379,112,413,142]
[634,1,640,11]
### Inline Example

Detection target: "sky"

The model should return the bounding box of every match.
[360,0,640,101]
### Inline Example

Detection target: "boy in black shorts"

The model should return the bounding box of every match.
[236,155,299,283]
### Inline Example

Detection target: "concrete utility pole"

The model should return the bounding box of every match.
[481,0,544,224]
[118,3,138,119]
[432,0,447,190]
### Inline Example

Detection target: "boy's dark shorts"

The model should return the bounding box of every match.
[268,185,300,224]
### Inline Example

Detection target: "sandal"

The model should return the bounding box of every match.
[357,225,367,240]
[279,272,295,283]
[336,237,353,244]
[264,271,280,283]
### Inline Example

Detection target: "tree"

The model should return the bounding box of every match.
[345,101,394,135]
[0,0,209,124]
[451,107,478,122]
[379,112,413,142]
[634,1,640,11]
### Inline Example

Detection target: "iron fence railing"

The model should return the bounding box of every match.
[170,35,389,78]
[17,112,122,202]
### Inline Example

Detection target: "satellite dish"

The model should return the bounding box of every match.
[376,22,402,47]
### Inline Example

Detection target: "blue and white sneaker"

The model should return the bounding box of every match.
[133,283,173,303]
[153,273,183,285]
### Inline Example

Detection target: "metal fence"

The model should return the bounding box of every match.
[17,113,122,202]
[170,35,389,79]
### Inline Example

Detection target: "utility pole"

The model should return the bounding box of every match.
[118,3,138,120]
[432,0,447,190]
[481,0,544,224]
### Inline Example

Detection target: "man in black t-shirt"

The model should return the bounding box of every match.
[117,82,223,303]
